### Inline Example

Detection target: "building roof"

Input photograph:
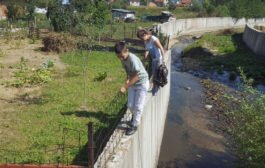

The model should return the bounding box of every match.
[181,0,191,4]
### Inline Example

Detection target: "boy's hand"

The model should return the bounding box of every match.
[120,86,126,93]
[120,84,129,93]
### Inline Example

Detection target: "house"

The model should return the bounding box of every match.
[181,0,191,6]
[130,0,140,6]
[0,3,7,20]
[154,0,169,7]
[111,9,136,21]
[175,0,192,7]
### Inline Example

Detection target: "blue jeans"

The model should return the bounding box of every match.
[127,81,149,127]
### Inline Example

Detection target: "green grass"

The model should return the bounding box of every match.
[0,51,127,164]
[183,32,265,83]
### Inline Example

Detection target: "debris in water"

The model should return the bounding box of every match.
[205,104,213,110]
[184,86,191,91]
[196,154,202,158]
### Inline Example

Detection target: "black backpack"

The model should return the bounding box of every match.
[154,64,168,87]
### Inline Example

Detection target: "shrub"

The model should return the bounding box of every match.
[228,88,265,167]
[4,57,53,88]
[168,1,176,11]
[191,0,204,12]
[216,5,230,17]
[42,33,76,53]
[47,2,79,32]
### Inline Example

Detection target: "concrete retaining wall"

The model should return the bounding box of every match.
[243,24,265,58]
[157,17,265,36]
[94,51,171,168]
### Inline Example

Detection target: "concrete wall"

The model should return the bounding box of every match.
[94,51,171,168]
[243,24,265,58]
[157,17,265,36]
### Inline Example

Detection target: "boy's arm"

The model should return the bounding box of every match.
[144,51,149,60]
[154,39,165,62]
[124,73,139,89]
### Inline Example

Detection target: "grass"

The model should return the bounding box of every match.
[183,30,265,83]
[0,50,127,164]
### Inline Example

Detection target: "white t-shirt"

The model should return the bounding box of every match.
[145,35,162,60]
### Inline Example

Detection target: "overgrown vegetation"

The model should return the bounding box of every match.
[183,30,265,84]
[4,57,53,87]
[201,72,265,168]
[226,70,265,168]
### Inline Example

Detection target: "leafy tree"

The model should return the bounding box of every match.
[70,0,94,12]
[168,1,176,11]
[191,0,204,12]
[91,0,111,43]
[203,0,215,15]
[6,3,27,22]
[47,1,79,32]
[229,0,265,18]
[216,5,230,17]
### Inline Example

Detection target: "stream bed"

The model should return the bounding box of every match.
[157,36,239,168]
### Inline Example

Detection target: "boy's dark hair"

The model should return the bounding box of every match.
[114,41,127,54]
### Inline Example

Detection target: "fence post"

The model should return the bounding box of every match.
[124,22,126,39]
[88,122,95,168]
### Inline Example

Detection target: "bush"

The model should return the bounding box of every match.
[4,57,53,87]
[191,0,204,12]
[168,1,176,11]
[47,2,79,32]
[228,89,265,167]
[216,5,230,17]
[42,33,76,53]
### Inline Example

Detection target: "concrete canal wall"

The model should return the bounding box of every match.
[243,24,265,58]
[157,17,265,36]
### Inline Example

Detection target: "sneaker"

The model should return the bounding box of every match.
[126,126,137,136]
[127,116,134,127]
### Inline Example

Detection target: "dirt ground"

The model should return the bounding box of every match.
[0,39,65,144]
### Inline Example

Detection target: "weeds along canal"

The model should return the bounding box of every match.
[157,37,236,168]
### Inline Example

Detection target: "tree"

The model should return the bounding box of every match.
[229,0,265,18]
[47,1,79,32]
[6,3,27,22]
[91,0,111,43]
[70,0,94,12]
[168,1,176,11]
[191,0,204,12]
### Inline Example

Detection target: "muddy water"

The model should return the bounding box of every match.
[157,38,236,168]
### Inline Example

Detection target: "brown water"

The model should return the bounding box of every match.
[157,40,236,168]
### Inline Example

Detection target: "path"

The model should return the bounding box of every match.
[157,38,236,168]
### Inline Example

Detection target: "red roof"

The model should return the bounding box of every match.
[181,0,191,4]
